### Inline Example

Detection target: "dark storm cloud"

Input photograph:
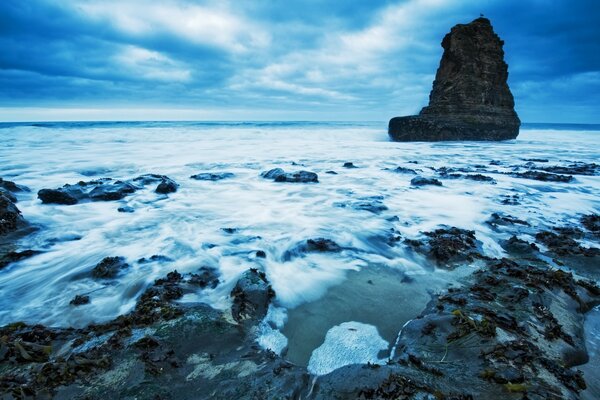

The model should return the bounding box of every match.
[0,0,598,122]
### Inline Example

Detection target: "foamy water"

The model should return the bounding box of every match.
[0,121,599,368]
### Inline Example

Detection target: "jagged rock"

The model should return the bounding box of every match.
[230,269,275,326]
[91,256,130,279]
[0,193,27,235]
[261,168,319,183]
[0,250,40,270]
[389,18,520,141]
[70,295,90,306]
[188,266,219,289]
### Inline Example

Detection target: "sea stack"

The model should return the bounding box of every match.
[389,17,520,141]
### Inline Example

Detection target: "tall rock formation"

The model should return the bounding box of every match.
[389,17,520,141]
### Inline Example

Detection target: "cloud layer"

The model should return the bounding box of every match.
[0,0,598,122]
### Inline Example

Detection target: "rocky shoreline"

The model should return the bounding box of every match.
[1,164,599,399]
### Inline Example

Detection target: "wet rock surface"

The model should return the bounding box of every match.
[90,256,130,279]
[406,227,484,266]
[261,168,319,183]
[410,176,443,187]
[511,170,574,183]
[1,212,600,399]
[389,18,520,141]
[38,175,179,205]
[0,193,26,236]
[190,172,235,181]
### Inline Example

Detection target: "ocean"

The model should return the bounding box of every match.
[1,121,599,380]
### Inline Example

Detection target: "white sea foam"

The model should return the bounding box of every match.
[0,123,598,348]
[307,321,389,376]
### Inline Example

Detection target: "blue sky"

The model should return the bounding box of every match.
[0,0,598,122]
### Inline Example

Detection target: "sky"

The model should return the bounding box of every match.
[0,0,599,123]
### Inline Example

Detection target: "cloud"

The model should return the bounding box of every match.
[0,0,598,122]
[74,0,270,53]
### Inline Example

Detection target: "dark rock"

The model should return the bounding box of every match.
[188,266,219,289]
[540,162,599,176]
[132,174,167,185]
[325,170,338,175]
[70,295,90,306]
[502,236,539,255]
[260,168,285,180]
[536,230,600,257]
[0,178,30,193]
[91,256,130,279]
[389,18,520,141]
[343,162,358,168]
[38,187,85,205]
[221,227,237,234]
[511,170,573,183]
[487,213,529,228]
[89,181,138,201]
[190,172,235,181]
[138,255,173,264]
[0,250,40,270]
[523,158,549,163]
[117,206,135,213]
[393,167,417,174]
[581,214,600,233]
[230,269,275,325]
[0,193,27,235]
[39,179,138,205]
[155,178,178,194]
[255,250,267,258]
[0,188,18,203]
[465,174,496,183]
[261,168,318,183]
[305,238,342,253]
[406,227,482,266]
[411,176,443,187]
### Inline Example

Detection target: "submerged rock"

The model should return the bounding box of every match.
[261,168,319,183]
[389,18,520,141]
[190,172,235,181]
[70,294,90,306]
[511,170,574,183]
[91,256,130,279]
[0,249,40,270]
[343,162,358,168]
[410,176,443,187]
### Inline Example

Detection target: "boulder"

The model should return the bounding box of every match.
[230,269,275,326]
[0,193,26,235]
[389,18,520,141]
[261,168,319,183]
[411,176,442,187]
[155,178,178,194]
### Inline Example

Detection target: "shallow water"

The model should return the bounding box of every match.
[0,121,599,370]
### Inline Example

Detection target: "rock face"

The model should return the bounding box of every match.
[389,17,520,141]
